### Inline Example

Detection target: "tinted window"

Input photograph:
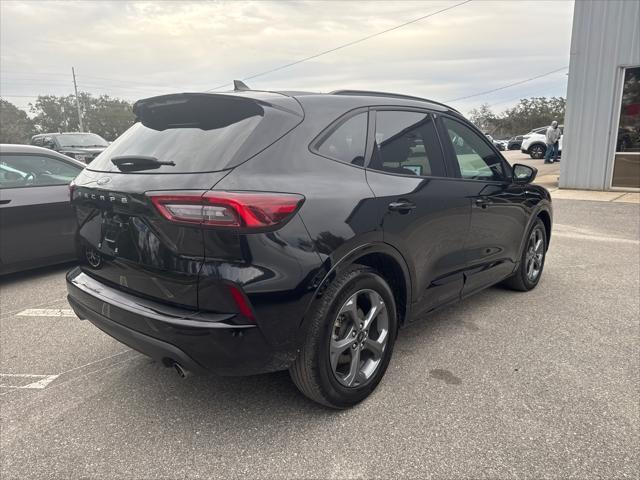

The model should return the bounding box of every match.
[369,111,446,177]
[442,117,506,181]
[88,94,302,173]
[0,155,81,189]
[315,112,367,166]
[57,133,109,148]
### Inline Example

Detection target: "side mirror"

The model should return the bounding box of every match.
[43,139,55,149]
[513,163,537,184]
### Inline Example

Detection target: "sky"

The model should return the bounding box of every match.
[0,0,574,116]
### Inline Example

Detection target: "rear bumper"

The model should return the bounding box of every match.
[66,268,297,375]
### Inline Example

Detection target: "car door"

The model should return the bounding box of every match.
[0,152,82,271]
[437,115,529,297]
[364,108,471,317]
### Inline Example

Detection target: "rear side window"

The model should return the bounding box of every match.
[314,112,367,166]
[87,94,302,173]
[0,154,81,189]
[368,111,446,177]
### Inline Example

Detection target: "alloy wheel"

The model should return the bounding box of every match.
[531,145,545,159]
[329,289,389,388]
[525,228,545,281]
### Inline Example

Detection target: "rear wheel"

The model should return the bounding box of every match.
[290,265,397,408]
[529,144,546,159]
[503,218,547,291]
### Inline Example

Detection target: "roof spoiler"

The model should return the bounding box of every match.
[132,93,264,131]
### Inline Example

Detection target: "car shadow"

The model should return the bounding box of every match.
[107,284,520,422]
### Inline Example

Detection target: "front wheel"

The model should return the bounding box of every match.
[503,218,547,291]
[290,266,398,408]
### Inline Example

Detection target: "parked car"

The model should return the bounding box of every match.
[521,126,564,159]
[66,88,552,408]
[31,132,109,164]
[0,144,84,275]
[508,135,524,150]
[484,133,505,151]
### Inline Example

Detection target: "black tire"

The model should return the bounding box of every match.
[503,218,547,291]
[290,265,398,409]
[529,144,546,159]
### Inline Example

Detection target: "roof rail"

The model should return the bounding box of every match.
[329,89,459,113]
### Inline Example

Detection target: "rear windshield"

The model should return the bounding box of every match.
[87,94,302,173]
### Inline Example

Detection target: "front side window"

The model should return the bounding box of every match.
[315,112,367,166]
[442,117,506,181]
[368,111,446,177]
[0,155,81,189]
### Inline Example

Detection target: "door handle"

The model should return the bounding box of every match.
[475,197,492,208]
[0,199,11,205]
[388,200,416,212]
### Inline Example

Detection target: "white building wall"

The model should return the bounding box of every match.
[560,0,640,190]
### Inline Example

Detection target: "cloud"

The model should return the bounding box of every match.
[0,0,573,114]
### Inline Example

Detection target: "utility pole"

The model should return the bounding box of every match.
[72,67,84,132]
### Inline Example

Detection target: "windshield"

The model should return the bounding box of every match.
[57,133,109,148]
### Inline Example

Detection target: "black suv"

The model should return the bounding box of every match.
[31,132,109,164]
[66,89,552,408]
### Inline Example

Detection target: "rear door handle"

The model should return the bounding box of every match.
[0,199,11,205]
[388,200,416,212]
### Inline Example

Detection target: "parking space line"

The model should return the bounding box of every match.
[15,308,76,317]
[0,298,70,320]
[0,350,134,397]
[0,374,60,389]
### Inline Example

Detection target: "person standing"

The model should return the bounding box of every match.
[544,120,561,164]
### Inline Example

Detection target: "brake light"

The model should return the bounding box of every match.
[148,191,305,229]
[69,180,76,201]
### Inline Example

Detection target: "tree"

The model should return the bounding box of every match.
[500,96,566,135]
[30,94,77,134]
[0,99,35,144]
[83,95,135,141]
[30,92,135,141]
[468,97,566,138]
[468,103,497,133]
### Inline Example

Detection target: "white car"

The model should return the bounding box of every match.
[521,125,563,159]
[484,133,506,151]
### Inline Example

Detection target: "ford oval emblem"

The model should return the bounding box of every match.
[97,177,111,186]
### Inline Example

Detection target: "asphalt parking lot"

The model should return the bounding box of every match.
[1,195,639,478]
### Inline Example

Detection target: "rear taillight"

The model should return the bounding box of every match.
[69,180,76,201]
[148,191,305,229]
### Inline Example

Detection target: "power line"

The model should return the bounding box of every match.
[446,66,569,103]
[484,80,568,110]
[205,0,473,91]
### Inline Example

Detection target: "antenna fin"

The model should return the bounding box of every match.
[233,80,250,91]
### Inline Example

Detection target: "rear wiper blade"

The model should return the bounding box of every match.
[111,155,175,172]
